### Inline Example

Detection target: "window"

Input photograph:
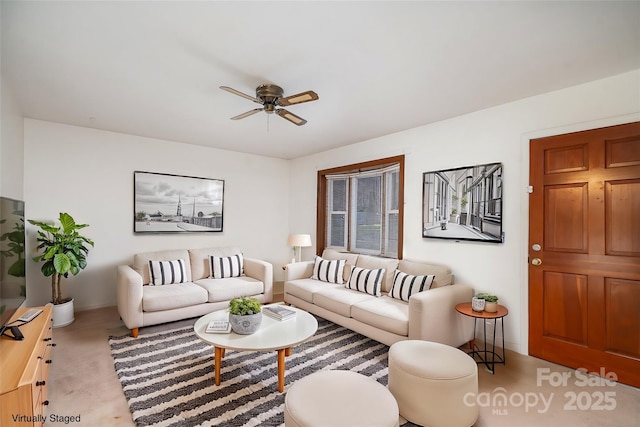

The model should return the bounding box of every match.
[318,156,404,258]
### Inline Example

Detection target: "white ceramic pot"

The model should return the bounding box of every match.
[471,297,485,312]
[52,299,75,328]
[484,301,498,313]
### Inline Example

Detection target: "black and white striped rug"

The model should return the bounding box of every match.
[110,316,402,427]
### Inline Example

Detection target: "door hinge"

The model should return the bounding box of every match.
[527,185,533,194]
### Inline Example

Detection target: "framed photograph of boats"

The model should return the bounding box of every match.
[134,171,224,233]
[422,162,503,243]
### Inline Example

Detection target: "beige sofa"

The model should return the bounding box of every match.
[284,249,473,347]
[117,246,273,337]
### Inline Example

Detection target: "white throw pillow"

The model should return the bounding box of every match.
[388,270,435,301]
[210,254,244,278]
[148,259,188,286]
[346,267,385,296]
[312,256,346,284]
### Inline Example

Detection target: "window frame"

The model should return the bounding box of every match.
[317,155,404,259]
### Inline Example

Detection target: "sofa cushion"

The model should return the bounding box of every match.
[134,249,192,285]
[142,282,208,312]
[351,296,409,336]
[194,277,263,302]
[388,270,434,302]
[398,259,452,288]
[285,278,342,303]
[312,256,346,284]
[346,267,385,296]
[355,255,399,293]
[210,254,244,278]
[189,247,243,281]
[148,259,189,286]
[314,287,377,317]
[321,249,359,283]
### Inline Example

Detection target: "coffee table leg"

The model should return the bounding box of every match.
[214,346,223,386]
[277,348,290,392]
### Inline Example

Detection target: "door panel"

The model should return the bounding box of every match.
[544,184,588,253]
[606,179,640,256]
[606,278,640,359]
[529,121,640,388]
[542,271,588,344]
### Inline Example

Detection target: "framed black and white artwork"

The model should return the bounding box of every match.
[422,162,503,243]
[134,171,224,233]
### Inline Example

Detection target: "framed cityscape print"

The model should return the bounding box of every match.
[134,171,224,233]
[422,162,503,243]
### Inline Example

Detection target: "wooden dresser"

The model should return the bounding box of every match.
[0,306,53,426]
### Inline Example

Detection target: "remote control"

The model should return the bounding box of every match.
[18,308,43,323]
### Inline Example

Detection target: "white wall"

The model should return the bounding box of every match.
[289,70,640,354]
[24,120,290,310]
[0,74,25,199]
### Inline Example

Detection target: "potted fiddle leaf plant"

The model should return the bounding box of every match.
[29,212,94,327]
[228,296,262,335]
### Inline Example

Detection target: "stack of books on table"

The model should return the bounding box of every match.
[206,320,231,333]
[263,305,297,321]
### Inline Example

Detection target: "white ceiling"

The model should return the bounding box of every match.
[2,1,639,159]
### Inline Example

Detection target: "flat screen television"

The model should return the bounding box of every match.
[0,196,26,331]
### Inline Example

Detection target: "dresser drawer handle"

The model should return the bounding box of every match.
[46,359,52,364]
[36,380,46,386]
[44,337,52,342]
[43,400,49,406]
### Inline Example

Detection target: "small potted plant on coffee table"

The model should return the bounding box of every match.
[228,296,262,334]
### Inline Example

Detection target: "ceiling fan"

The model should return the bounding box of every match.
[220,84,319,126]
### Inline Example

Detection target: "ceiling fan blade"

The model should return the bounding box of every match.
[278,90,319,106]
[276,108,307,126]
[230,108,263,120]
[220,86,261,104]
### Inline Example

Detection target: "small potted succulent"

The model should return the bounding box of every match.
[228,296,262,334]
[476,293,499,313]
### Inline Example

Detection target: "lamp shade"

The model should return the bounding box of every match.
[287,234,312,247]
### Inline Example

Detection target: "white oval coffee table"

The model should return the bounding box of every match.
[194,305,318,392]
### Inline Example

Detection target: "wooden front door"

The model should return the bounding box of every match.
[529,121,640,388]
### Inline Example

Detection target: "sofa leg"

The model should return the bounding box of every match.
[131,328,139,338]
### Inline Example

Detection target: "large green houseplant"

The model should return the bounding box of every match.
[29,213,94,319]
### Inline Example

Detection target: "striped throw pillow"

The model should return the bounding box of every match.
[346,267,385,296]
[388,270,435,301]
[148,259,188,286]
[210,254,244,278]
[311,256,346,284]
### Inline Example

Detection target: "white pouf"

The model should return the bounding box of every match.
[284,370,399,427]
[388,340,478,427]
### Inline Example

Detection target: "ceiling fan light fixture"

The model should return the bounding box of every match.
[221,84,317,125]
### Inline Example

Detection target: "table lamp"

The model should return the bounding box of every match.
[287,234,312,263]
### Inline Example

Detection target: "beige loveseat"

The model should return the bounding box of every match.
[284,249,473,347]
[117,246,273,337]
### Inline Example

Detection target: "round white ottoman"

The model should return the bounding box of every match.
[388,340,478,427]
[284,370,399,427]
